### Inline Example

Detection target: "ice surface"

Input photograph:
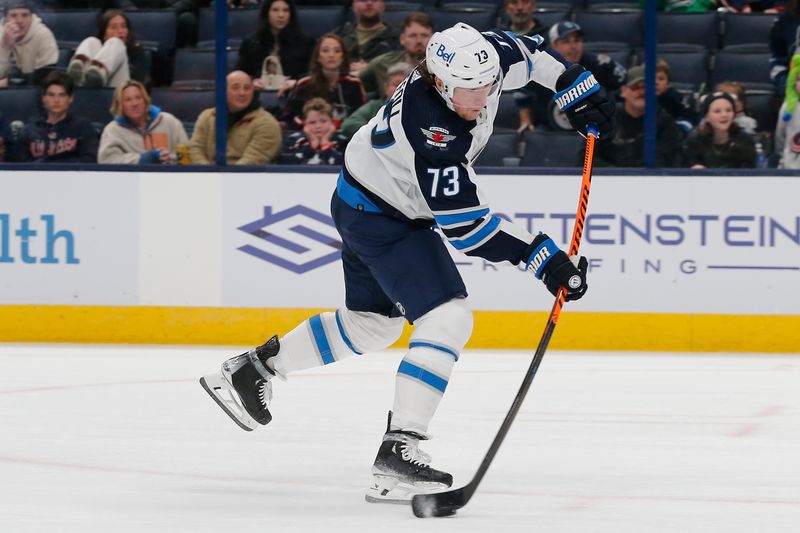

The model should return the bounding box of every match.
[0,345,798,533]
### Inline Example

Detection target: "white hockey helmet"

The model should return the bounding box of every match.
[425,23,501,111]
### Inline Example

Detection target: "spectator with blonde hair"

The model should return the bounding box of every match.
[98,79,188,164]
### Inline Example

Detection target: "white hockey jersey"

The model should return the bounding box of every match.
[343,30,570,266]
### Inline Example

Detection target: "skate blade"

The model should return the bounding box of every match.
[199,373,259,432]
[365,475,448,505]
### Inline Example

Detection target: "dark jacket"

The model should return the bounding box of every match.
[17,113,99,163]
[334,21,399,62]
[237,29,315,81]
[278,130,347,165]
[594,103,685,167]
[685,128,756,168]
[280,75,366,129]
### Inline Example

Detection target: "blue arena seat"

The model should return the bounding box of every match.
[150,88,216,123]
[71,87,115,127]
[173,49,217,83]
[532,9,570,31]
[657,47,710,88]
[574,9,642,48]
[745,90,779,133]
[197,7,261,46]
[495,91,521,131]
[521,130,581,167]
[720,13,775,51]
[656,12,719,50]
[710,50,773,91]
[126,10,177,51]
[382,5,423,30]
[583,41,632,68]
[296,6,348,39]
[0,86,41,123]
[475,132,521,166]
[431,7,499,32]
[38,10,100,48]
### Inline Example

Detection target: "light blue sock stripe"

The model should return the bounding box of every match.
[309,314,335,365]
[397,361,448,394]
[334,310,362,355]
[408,341,459,361]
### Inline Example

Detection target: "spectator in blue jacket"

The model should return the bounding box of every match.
[16,70,99,162]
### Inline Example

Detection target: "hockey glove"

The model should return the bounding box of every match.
[553,64,615,138]
[524,233,588,301]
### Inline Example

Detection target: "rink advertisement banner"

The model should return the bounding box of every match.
[222,173,800,315]
[0,171,139,305]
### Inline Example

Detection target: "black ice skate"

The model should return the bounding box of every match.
[366,417,453,504]
[199,335,280,431]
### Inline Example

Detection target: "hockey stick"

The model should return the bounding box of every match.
[411,125,599,518]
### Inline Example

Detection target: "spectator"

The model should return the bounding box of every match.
[0,109,13,161]
[341,61,410,139]
[517,21,626,132]
[594,65,685,167]
[498,0,548,39]
[236,0,315,91]
[67,9,150,88]
[656,58,697,132]
[769,0,800,94]
[685,91,756,168]
[188,70,282,165]
[0,1,57,86]
[335,0,398,76]
[279,97,347,165]
[715,81,758,135]
[654,0,714,12]
[98,79,188,164]
[16,71,98,162]
[774,54,800,168]
[280,33,366,128]
[358,12,430,98]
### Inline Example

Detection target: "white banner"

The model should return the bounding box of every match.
[1,171,797,315]
[0,171,139,305]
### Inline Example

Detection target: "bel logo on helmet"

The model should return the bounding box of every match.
[436,44,455,65]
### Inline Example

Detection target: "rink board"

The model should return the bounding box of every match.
[0,170,797,351]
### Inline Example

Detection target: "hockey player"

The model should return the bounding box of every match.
[200,23,614,503]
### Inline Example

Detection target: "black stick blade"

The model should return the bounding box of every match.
[411,488,467,518]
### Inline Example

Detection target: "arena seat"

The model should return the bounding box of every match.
[656,12,719,50]
[431,6,499,32]
[0,86,41,123]
[721,13,775,50]
[475,132,521,166]
[521,130,581,167]
[197,7,260,47]
[126,10,177,52]
[657,46,710,88]
[583,41,632,68]
[71,87,115,127]
[711,50,773,91]
[574,9,642,48]
[150,88,216,123]
[495,92,521,132]
[532,9,571,31]
[295,6,348,39]
[38,10,100,48]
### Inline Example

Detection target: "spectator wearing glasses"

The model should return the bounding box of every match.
[0,0,57,86]
[16,70,99,162]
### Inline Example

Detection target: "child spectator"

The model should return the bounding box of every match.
[655,58,697,132]
[280,33,366,129]
[98,79,188,164]
[279,97,347,165]
[685,91,756,168]
[236,0,315,91]
[0,1,57,86]
[68,9,150,88]
[715,81,758,135]
[188,70,282,165]
[16,70,98,162]
[774,54,800,168]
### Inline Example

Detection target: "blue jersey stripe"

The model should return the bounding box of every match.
[449,215,502,250]
[409,341,459,361]
[335,310,362,355]
[433,207,491,228]
[397,361,448,394]
[309,314,335,365]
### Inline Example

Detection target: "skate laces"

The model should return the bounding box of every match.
[258,379,273,407]
[397,436,432,467]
